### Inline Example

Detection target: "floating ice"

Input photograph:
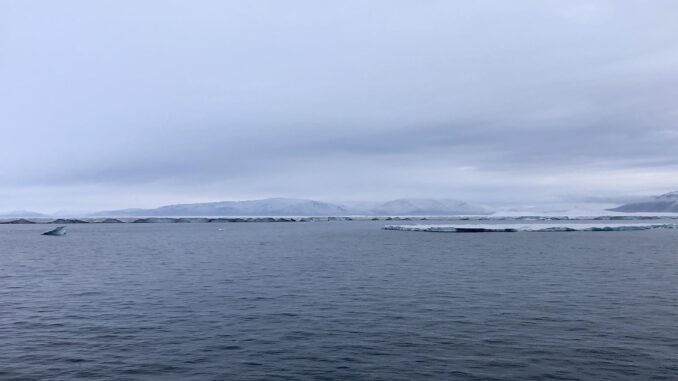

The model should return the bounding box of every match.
[383,223,678,233]
[42,226,67,236]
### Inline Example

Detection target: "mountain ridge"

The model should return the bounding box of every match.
[92,197,492,217]
[0,210,49,218]
[608,191,678,213]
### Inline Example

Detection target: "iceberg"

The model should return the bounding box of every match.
[42,226,67,236]
[383,223,678,233]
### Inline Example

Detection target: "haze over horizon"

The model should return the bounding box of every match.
[2,1,678,212]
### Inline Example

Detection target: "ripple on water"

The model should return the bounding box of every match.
[1,221,678,380]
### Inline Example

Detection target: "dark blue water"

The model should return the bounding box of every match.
[1,221,677,380]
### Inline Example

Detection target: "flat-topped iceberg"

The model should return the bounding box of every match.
[384,223,678,233]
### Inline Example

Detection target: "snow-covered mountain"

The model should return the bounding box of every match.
[370,198,492,215]
[608,191,678,213]
[94,198,351,217]
[0,210,48,218]
[93,197,493,217]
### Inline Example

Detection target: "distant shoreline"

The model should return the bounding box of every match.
[2,215,678,225]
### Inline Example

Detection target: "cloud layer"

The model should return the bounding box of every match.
[1,1,677,211]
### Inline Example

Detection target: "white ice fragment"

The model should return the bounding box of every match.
[42,226,67,236]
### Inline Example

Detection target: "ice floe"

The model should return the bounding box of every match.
[383,223,678,233]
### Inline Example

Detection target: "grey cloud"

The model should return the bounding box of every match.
[1,0,678,211]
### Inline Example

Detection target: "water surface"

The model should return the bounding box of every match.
[1,221,677,380]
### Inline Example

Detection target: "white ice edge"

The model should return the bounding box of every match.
[383,223,678,232]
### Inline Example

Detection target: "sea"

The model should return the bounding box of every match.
[1,220,677,380]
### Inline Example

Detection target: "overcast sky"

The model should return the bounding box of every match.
[1,0,677,212]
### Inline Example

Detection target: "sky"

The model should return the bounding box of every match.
[1,0,678,212]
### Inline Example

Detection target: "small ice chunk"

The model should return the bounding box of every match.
[42,226,67,236]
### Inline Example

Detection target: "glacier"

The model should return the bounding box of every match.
[383,223,678,233]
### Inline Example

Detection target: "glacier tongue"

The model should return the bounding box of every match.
[383,223,678,233]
